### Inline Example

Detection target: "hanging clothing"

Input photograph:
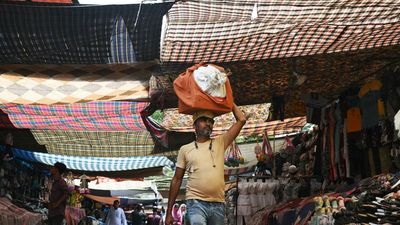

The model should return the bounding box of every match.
[237,181,252,225]
[346,107,362,133]
[358,80,384,129]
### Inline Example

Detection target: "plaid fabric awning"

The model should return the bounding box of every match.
[161,103,306,136]
[162,103,271,131]
[0,62,158,104]
[0,102,148,131]
[31,130,155,157]
[162,106,305,136]
[161,0,400,62]
[0,3,173,63]
[10,146,173,171]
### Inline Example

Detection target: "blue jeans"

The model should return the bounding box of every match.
[186,199,225,225]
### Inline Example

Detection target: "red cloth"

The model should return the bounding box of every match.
[173,63,233,116]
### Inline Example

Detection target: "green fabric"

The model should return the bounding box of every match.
[32,130,152,145]
[32,130,155,157]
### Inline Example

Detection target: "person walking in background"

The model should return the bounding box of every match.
[165,104,247,225]
[131,204,146,225]
[147,207,162,225]
[105,200,127,225]
[48,162,69,225]
[171,203,180,225]
[178,204,187,225]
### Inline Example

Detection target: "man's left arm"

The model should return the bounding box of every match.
[223,103,247,150]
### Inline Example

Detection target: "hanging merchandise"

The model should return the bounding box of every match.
[66,172,75,192]
[262,131,274,158]
[224,141,244,167]
[254,141,266,162]
[79,174,90,194]
[358,79,384,129]
[280,136,295,164]
[69,189,84,208]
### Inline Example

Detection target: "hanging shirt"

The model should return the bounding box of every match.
[105,208,127,225]
[358,80,384,129]
[346,107,362,133]
[359,91,381,129]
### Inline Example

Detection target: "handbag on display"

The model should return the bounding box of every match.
[224,141,244,167]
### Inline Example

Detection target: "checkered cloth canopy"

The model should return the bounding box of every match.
[161,104,306,136]
[8,145,173,171]
[161,0,400,62]
[162,103,271,130]
[0,2,173,63]
[0,62,157,104]
[0,102,148,131]
[31,130,155,157]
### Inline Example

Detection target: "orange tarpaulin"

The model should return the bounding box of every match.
[84,194,119,205]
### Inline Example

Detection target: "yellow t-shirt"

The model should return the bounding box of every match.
[176,134,227,202]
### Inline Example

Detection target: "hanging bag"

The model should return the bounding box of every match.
[262,130,274,158]
[225,141,244,167]
[173,63,234,115]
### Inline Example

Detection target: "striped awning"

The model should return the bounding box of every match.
[0,2,173,64]
[0,102,147,131]
[161,0,400,63]
[9,146,173,171]
[0,62,158,104]
[161,104,306,136]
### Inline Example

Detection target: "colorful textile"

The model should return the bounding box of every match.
[161,106,306,136]
[32,130,151,146]
[31,130,154,157]
[0,3,173,63]
[0,197,42,225]
[110,17,136,63]
[162,103,270,131]
[0,102,148,131]
[0,62,157,105]
[162,1,400,62]
[10,146,173,171]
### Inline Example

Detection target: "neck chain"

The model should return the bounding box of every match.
[194,140,216,168]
